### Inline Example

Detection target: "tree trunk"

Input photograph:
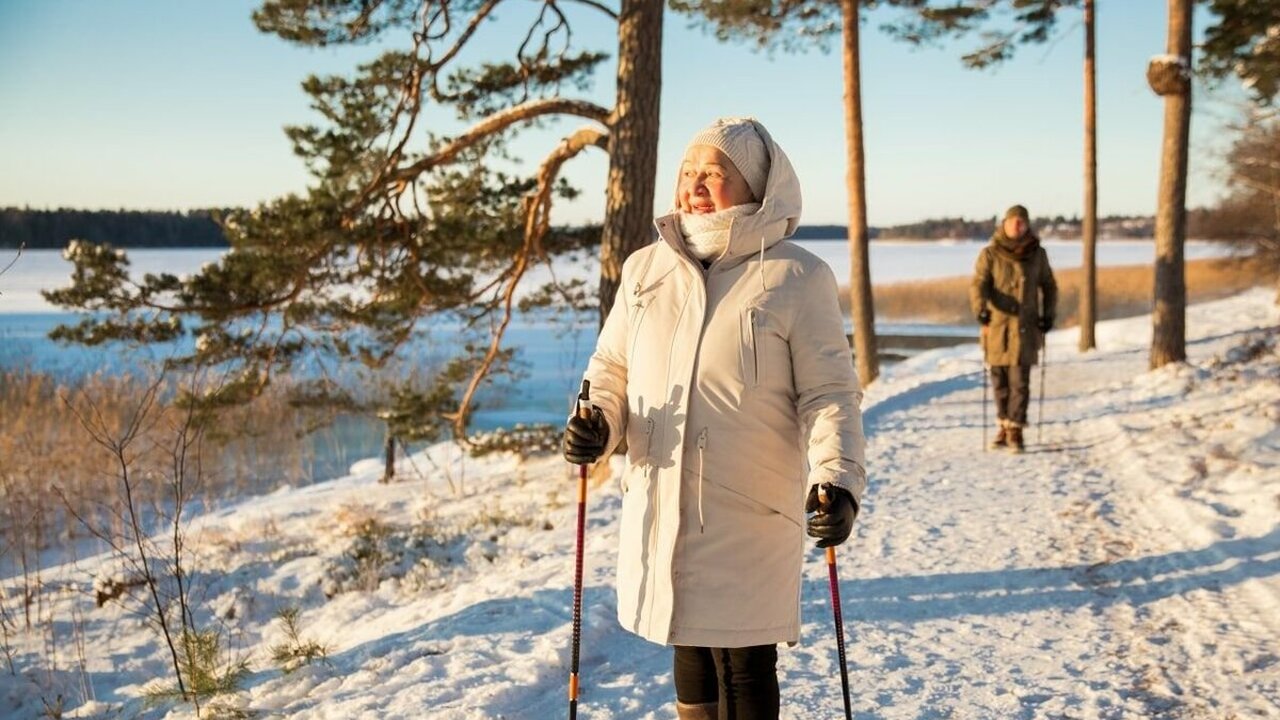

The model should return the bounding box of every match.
[1149,0,1191,369]
[842,0,879,385]
[598,0,663,326]
[381,430,395,484]
[1079,0,1098,352]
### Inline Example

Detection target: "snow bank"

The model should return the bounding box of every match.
[2,290,1278,718]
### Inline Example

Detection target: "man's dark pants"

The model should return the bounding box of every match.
[990,365,1032,426]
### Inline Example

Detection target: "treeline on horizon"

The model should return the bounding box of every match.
[0,207,229,249]
[0,207,1238,249]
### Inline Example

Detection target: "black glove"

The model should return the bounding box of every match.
[563,407,608,465]
[805,483,857,549]
[977,309,991,326]
[1037,316,1053,333]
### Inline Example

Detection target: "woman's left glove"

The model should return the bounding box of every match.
[805,483,857,548]
[563,407,609,465]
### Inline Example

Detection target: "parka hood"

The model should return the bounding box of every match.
[655,118,803,269]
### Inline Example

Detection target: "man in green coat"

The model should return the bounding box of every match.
[970,205,1058,452]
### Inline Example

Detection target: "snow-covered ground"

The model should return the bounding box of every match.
[2,289,1277,719]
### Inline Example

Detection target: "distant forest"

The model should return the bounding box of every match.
[1,207,228,249]
[2,207,1188,249]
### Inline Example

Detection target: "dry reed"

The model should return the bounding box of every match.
[0,370,330,583]
[855,256,1275,325]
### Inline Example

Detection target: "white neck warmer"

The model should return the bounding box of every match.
[678,203,762,261]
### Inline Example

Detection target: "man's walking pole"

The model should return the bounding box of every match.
[818,486,854,720]
[981,325,989,452]
[568,380,591,720]
[1037,339,1047,445]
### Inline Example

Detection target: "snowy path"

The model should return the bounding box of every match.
[819,303,1280,719]
[2,291,1277,719]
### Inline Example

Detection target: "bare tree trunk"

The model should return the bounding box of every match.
[1149,0,1191,368]
[381,430,395,484]
[1079,0,1098,351]
[598,0,663,326]
[1272,161,1280,305]
[842,0,879,385]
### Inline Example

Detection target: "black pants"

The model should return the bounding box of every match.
[990,365,1032,426]
[673,644,779,720]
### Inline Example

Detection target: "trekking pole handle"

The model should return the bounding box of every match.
[576,380,591,420]
[816,484,838,563]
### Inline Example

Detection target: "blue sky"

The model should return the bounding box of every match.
[0,0,1245,226]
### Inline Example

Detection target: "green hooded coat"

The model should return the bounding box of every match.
[970,230,1058,367]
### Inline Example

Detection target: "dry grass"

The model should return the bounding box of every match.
[0,370,329,584]
[855,256,1276,325]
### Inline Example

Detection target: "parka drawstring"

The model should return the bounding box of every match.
[696,427,709,533]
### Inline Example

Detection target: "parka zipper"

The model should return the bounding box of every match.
[641,417,655,467]
[748,308,761,387]
[696,427,709,534]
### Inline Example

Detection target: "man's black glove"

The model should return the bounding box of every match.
[805,483,857,549]
[1037,316,1054,333]
[563,407,608,465]
[977,309,991,326]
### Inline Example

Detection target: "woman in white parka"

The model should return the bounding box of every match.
[563,117,867,720]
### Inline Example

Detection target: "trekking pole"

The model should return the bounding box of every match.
[818,486,854,720]
[568,379,591,720]
[1037,339,1047,445]
[980,325,989,452]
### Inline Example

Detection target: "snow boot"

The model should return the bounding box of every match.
[676,701,717,720]
[1008,426,1025,453]
[990,424,1008,449]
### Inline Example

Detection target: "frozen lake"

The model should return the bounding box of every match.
[0,239,1234,314]
[0,238,1237,478]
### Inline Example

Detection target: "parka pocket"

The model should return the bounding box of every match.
[628,284,649,363]
[741,307,761,387]
[702,474,802,530]
[625,415,655,486]
[621,418,653,496]
[639,416,655,467]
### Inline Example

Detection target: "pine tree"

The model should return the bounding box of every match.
[44,0,659,452]
[1148,0,1279,364]
[1198,0,1280,106]
[1147,0,1192,369]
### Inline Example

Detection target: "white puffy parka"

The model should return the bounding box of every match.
[583,120,867,648]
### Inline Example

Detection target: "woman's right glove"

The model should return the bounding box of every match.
[805,483,857,548]
[563,407,609,465]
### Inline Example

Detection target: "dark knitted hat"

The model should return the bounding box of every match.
[1004,204,1030,222]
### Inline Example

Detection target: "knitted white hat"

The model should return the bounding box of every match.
[684,117,770,201]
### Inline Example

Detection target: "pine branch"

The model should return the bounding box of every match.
[385,97,611,187]
[449,125,607,438]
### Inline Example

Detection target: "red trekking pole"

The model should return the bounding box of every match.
[819,486,853,720]
[568,380,591,719]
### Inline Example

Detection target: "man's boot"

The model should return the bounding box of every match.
[1008,425,1024,453]
[990,422,1008,449]
[676,701,718,720]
